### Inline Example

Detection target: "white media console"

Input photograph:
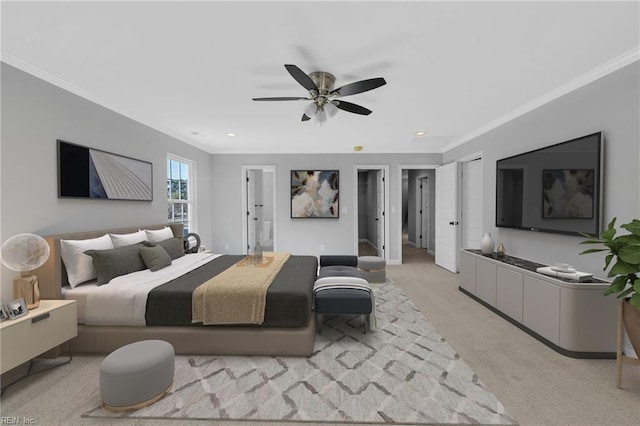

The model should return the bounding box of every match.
[460,249,616,358]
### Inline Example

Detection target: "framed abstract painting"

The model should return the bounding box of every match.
[58,140,153,201]
[291,170,339,218]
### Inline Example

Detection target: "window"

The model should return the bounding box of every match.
[167,156,194,235]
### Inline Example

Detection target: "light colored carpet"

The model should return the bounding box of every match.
[1,245,638,425]
[394,245,640,426]
[82,281,515,424]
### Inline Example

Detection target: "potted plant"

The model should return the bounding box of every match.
[580,217,640,356]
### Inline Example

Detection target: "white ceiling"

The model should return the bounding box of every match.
[2,1,639,154]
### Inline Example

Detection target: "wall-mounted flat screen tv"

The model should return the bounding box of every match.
[58,140,153,201]
[496,132,602,236]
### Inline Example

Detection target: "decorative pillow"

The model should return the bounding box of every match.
[109,230,147,248]
[143,227,174,243]
[145,237,185,260]
[84,243,146,284]
[60,234,114,287]
[139,245,172,272]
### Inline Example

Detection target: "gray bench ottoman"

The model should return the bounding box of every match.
[358,256,386,283]
[100,340,175,412]
[314,276,375,334]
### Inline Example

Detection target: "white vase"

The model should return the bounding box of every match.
[480,232,495,254]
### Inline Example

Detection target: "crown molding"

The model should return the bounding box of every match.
[441,47,640,154]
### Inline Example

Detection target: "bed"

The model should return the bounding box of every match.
[34,223,318,356]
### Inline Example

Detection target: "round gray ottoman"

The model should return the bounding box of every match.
[358,256,386,283]
[100,340,175,412]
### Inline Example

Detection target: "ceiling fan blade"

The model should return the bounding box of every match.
[284,64,318,92]
[252,97,309,101]
[334,100,372,115]
[330,77,387,97]
[301,114,311,121]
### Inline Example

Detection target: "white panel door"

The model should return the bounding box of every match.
[420,177,429,249]
[376,170,385,258]
[461,159,483,250]
[435,162,460,273]
[246,170,256,254]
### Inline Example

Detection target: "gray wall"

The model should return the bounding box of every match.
[444,61,640,277]
[1,64,213,300]
[210,153,442,261]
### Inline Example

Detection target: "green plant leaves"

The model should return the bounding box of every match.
[604,275,629,295]
[580,217,640,310]
[608,260,638,277]
[579,248,607,254]
[605,253,614,270]
[621,219,640,236]
[619,243,640,265]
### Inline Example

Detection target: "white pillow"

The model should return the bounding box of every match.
[110,230,146,248]
[143,226,174,243]
[60,234,114,287]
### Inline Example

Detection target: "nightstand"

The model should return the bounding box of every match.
[0,299,77,375]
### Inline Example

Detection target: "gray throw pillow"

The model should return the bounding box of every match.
[139,245,172,272]
[84,243,146,284]
[146,237,185,260]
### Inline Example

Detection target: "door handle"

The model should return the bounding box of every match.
[375,218,379,221]
[449,221,459,226]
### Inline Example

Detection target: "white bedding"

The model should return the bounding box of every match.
[62,282,97,324]
[63,252,221,326]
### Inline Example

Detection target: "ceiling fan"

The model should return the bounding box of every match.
[252,64,387,122]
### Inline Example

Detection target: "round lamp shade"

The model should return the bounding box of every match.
[0,233,50,272]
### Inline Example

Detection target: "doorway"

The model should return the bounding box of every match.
[419,176,430,249]
[354,165,389,259]
[398,165,438,264]
[241,165,276,254]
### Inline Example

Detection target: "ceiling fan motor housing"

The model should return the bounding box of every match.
[309,72,336,95]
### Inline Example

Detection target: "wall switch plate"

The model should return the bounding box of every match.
[224,243,230,250]
[341,206,348,214]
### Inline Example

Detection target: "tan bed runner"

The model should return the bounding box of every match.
[192,252,291,325]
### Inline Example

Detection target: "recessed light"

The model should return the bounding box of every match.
[226,133,236,137]
[415,131,425,137]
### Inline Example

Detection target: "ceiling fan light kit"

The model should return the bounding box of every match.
[252,64,386,123]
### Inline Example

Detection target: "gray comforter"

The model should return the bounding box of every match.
[145,255,318,327]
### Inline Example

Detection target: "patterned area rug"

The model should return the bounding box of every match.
[83,281,516,424]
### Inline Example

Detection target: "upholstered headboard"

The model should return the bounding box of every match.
[34,223,183,299]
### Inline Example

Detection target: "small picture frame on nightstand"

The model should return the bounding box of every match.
[7,297,28,319]
[0,301,10,322]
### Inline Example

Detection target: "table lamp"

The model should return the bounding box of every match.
[0,233,50,309]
